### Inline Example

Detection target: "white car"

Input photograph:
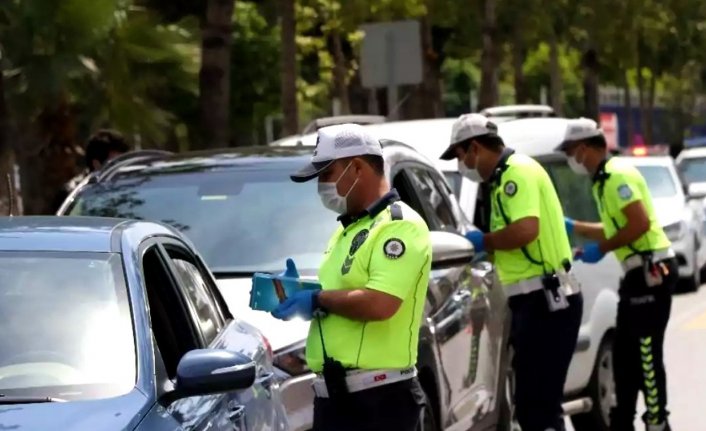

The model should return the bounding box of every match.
[676,146,706,260]
[273,117,621,431]
[480,104,556,123]
[624,156,706,291]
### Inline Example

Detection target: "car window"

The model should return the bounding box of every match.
[169,256,225,345]
[634,165,678,198]
[405,167,459,233]
[679,157,706,184]
[0,251,135,401]
[541,160,599,245]
[67,166,339,274]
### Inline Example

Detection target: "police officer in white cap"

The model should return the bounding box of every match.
[441,113,583,431]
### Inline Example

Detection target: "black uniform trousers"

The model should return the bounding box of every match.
[509,290,583,431]
[610,257,677,431]
[312,377,426,431]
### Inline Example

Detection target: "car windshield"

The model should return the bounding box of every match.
[444,171,462,199]
[67,167,339,274]
[635,165,678,198]
[679,157,706,184]
[0,252,135,401]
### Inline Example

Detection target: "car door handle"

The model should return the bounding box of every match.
[227,403,245,422]
[256,371,275,388]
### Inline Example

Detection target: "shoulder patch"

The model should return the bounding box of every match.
[383,238,406,259]
[349,229,369,255]
[618,184,633,201]
[504,181,518,197]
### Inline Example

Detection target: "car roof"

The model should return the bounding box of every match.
[621,156,676,167]
[678,146,706,160]
[0,216,173,252]
[481,104,555,116]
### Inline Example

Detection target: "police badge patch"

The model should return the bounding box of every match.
[383,238,406,259]
[349,229,369,255]
[504,181,517,197]
[618,184,633,201]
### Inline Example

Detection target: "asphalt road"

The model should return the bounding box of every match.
[566,283,706,430]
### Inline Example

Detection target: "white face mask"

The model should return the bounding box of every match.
[567,149,589,176]
[459,157,483,183]
[317,161,358,214]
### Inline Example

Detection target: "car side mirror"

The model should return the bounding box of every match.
[430,231,474,270]
[161,349,256,405]
[687,183,706,200]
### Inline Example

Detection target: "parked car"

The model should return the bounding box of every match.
[623,156,706,291]
[480,104,556,123]
[0,216,287,430]
[58,145,512,431]
[676,146,706,240]
[273,117,621,431]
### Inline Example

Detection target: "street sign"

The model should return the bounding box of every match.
[600,112,619,149]
[360,20,423,120]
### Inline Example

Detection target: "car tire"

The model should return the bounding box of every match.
[497,367,521,431]
[571,335,614,431]
[417,389,439,431]
[680,247,700,292]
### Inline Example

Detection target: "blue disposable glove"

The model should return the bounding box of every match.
[272,289,318,321]
[279,258,300,279]
[564,217,575,236]
[464,230,486,254]
[575,242,605,264]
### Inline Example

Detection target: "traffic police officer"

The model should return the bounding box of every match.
[271,124,431,431]
[440,113,583,431]
[558,118,676,431]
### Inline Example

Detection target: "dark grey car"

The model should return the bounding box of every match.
[58,143,511,430]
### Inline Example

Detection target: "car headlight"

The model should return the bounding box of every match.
[273,341,309,377]
[663,221,686,241]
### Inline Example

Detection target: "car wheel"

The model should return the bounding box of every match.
[571,335,614,431]
[497,367,521,431]
[417,391,438,431]
[680,248,700,292]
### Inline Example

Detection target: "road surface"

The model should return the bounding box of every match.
[566,283,706,430]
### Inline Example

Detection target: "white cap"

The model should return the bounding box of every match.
[440,113,499,160]
[290,123,383,182]
[556,118,604,152]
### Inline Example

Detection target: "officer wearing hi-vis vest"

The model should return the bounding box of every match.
[440,113,583,431]
[558,118,676,431]
[270,124,431,431]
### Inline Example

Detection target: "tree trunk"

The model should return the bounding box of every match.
[623,71,634,147]
[582,48,599,121]
[512,30,527,104]
[478,0,498,110]
[549,30,563,116]
[331,29,351,115]
[280,0,299,136]
[402,16,443,120]
[19,94,80,215]
[645,71,656,146]
[0,71,13,215]
[199,0,235,149]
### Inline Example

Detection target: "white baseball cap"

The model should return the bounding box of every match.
[555,118,604,152]
[290,123,383,183]
[440,113,500,160]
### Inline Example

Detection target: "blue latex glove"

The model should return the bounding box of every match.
[272,290,318,321]
[575,242,605,264]
[279,258,300,279]
[465,230,486,254]
[564,217,575,236]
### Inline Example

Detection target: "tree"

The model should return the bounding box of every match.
[199,0,235,149]
[477,0,499,110]
[280,0,299,136]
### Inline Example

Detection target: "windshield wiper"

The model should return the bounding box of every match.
[0,394,66,404]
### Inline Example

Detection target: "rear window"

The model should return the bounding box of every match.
[67,167,339,274]
[635,165,678,198]
[679,157,706,184]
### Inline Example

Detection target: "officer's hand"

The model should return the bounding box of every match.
[272,290,318,321]
[564,217,575,236]
[575,242,605,264]
[279,258,300,279]
[464,230,486,254]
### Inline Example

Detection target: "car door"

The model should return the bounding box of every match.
[139,243,234,431]
[159,239,287,431]
[393,163,503,430]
